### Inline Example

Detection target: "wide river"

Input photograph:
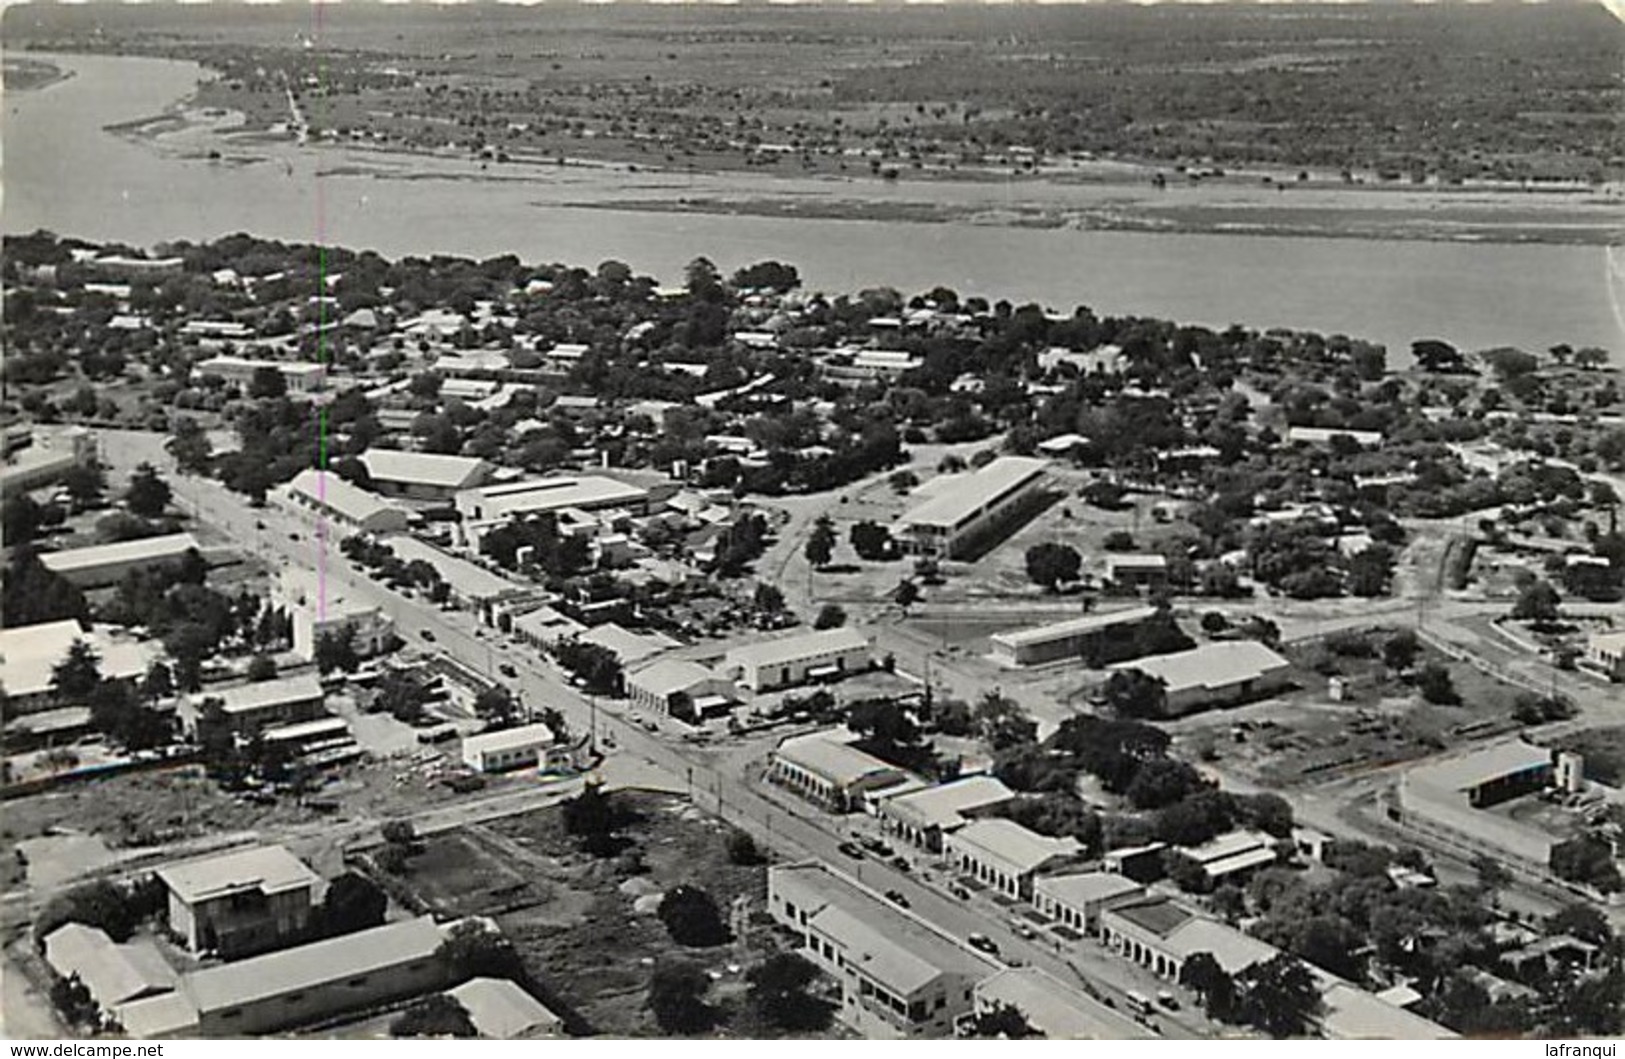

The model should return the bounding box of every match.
[6,52,1623,360]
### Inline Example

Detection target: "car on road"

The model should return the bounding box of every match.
[889,856,910,872]
[1009,918,1037,940]
[288,531,301,541]
[837,842,866,860]
[498,663,518,678]
[967,933,999,956]
[254,520,266,530]
[640,719,659,733]
[950,885,972,901]
[1156,991,1179,1011]
[420,629,436,642]
[884,890,909,908]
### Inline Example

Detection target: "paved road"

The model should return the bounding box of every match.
[95,431,1175,1038]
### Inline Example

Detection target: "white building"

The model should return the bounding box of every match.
[1583,629,1625,681]
[1032,872,1146,935]
[283,470,412,534]
[461,723,569,773]
[455,476,650,547]
[1394,740,1559,876]
[193,356,327,394]
[358,450,493,501]
[626,658,736,719]
[275,567,394,662]
[989,607,1159,667]
[0,619,153,713]
[768,862,1000,1038]
[942,819,1083,901]
[969,967,1145,1039]
[1173,829,1282,886]
[43,924,178,1017]
[1106,640,1291,716]
[0,425,96,495]
[193,674,326,738]
[894,457,1048,559]
[768,728,910,812]
[1285,425,1383,450]
[155,845,322,957]
[39,532,201,588]
[722,627,871,693]
[877,776,1015,851]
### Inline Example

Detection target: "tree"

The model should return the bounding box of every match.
[1545,901,1612,946]
[50,639,102,702]
[49,973,98,1027]
[123,463,172,519]
[657,885,730,947]
[562,783,621,856]
[975,692,1037,751]
[1237,954,1321,1038]
[140,661,174,704]
[648,958,715,1034]
[34,880,138,946]
[849,521,893,560]
[1181,951,1240,1022]
[753,582,786,614]
[1511,578,1561,623]
[1416,663,1459,706]
[893,579,920,611]
[391,994,476,1038]
[747,952,831,1031]
[804,519,835,569]
[1473,854,1512,901]
[1382,629,1419,672]
[246,654,278,682]
[1103,669,1166,719]
[313,626,359,675]
[1126,757,1206,810]
[436,919,525,982]
[813,603,847,630]
[248,365,288,399]
[61,464,106,510]
[1245,793,1295,838]
[727,829,765,866]
[1025,542,1081,592]
[474,685,520,727]
[1550,835,1623,892]
[319,872,388,936]
[964,1002,1040,1039]
[3,494,43,545]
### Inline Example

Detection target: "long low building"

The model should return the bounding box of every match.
[461,723,570,773]
[192,674,326,739]
[116,916,453,1037]
[943,818,1083,901]
[989,607,1160,667]
[358,449,493,501]
[894,456,1049,560]
[1394,739,1560,877]
[455,475,650,538]
[1032,872,1146,935]
[626,658,737,719]
[969,966,1146,1039]
[0,425,95,495]
[769,862,1001,1038]
[878,775,1015,851]
[769,728,911,813]
[723,627,871,693]
[283,469,412,535]
[39,532,202,587]
[193,355,327,394]
[1107,639,1291,716]
[0,619,154,713]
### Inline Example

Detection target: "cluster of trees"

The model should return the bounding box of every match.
[50,641,175,752]
[1180,952,1322,1039]
[341,536,452,602]
[478,514,591,580]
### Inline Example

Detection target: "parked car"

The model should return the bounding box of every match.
[837,842,866,860]
[890,856,911,873]
[420,629,436,642]
[950,885,972,901]
[1010,919,1037,940]
[498,663,517,678]
[1157,991,1180,1011]
[967,933,999,956]
[884,890,909,908]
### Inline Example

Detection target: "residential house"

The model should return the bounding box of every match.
[155,845,322,957]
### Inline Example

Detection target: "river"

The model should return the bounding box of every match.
[5,51,1622,360]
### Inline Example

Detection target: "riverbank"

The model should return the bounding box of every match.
[1,57,70,93]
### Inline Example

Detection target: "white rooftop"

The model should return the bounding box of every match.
[387,536,518,601]
[990,607,1159,649]
[463,723,556,757]
[360,449,490,490]
[1409,739,1554,793]
[1108,639,1289,694]
[774,728,903,787]
[880,775,1015,832]
[948,818,1082,874]
[446,977,563,1039]
[0,619,151,699]
[155,844,320,904]
[287,469,407,525]
[211,673,324,716]
[1033,871,1144,909]
[725,627,870,669]
[39,532,199,576]
[899,457,1048,531]
[976,966,1144,1039]
[628,658,718,698]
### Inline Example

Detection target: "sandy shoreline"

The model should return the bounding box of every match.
[86,65,1625,249]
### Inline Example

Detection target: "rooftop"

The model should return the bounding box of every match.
[880,775,1015,831]
[975,967,1144,1039]
[360,449,491,490]
[1181,829,1275,866]
[990,607,1159,650]
[1409,739,1555,793]
[39,532,199,575]
[628,658,720,698]
[1107,897,1195,938]
[44,924,178,1008]
[1165,917,1280,975]
[183,916,445,1014]
[446,977,563,1039]
[773,862,997,994]
[287,469,408,526]
[463,723,556,756]
[1108,639,1289,694]
[947,818,1082,874]
[1033,871,1144,909]
[577,622,677,666]
[1320,982,1458,1040]
[774,729,905,787]
[210,673,325,716]
[899,457,1048,531]
[725,627,870,669]
[155,844,320,905]
[459,475,648,517]
[386,536,519,601]
[0,619,151,699]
